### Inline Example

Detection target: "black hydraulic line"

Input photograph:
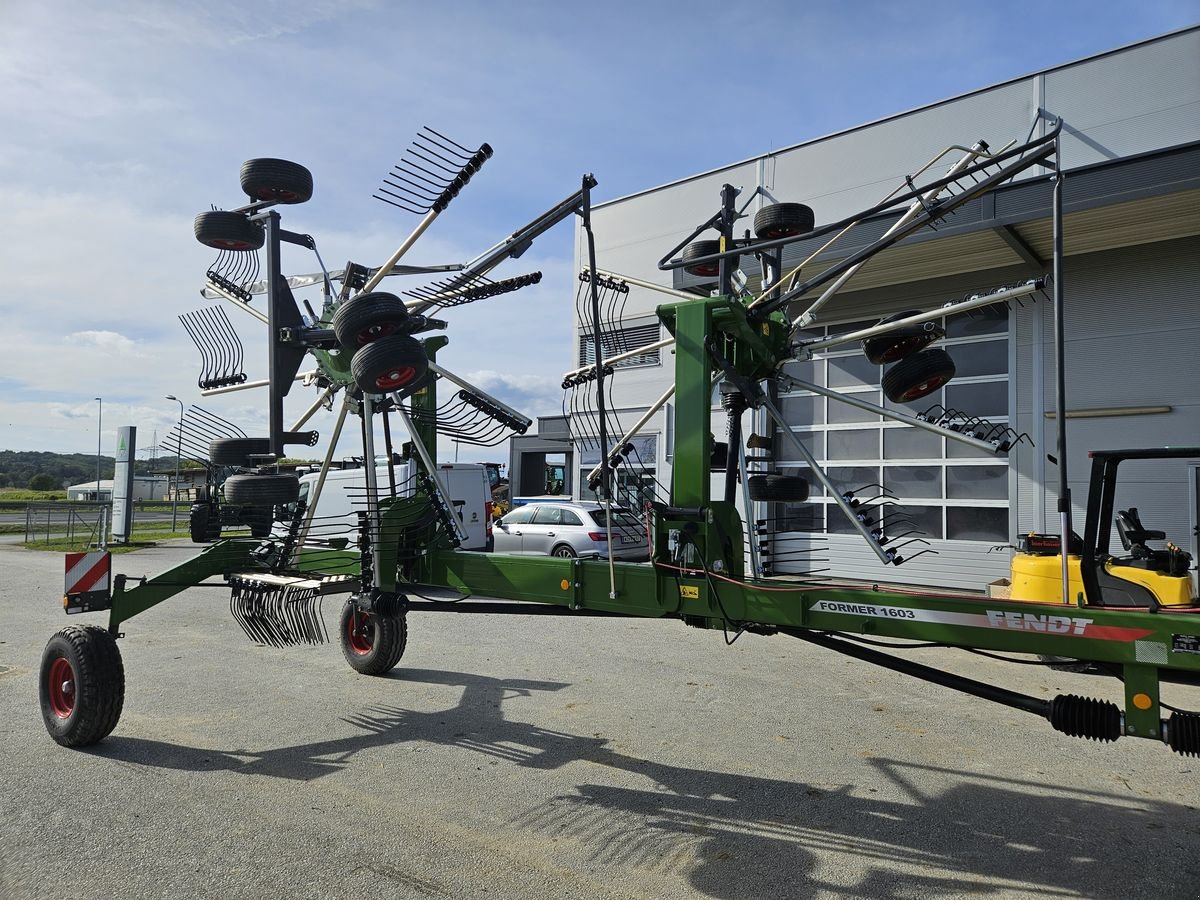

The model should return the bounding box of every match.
[781,627,1052,718]
[580,177,611,499]
[1050,132,1072,606]
[404,600,635,617]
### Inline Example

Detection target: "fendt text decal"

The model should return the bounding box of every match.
[810,600,1153,642]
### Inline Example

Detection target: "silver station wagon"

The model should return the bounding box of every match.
[493,501,649,560]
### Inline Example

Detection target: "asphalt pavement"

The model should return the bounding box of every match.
[2,540,1199,899]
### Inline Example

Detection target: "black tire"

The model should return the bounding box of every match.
[747,474,810,503]
[882,348,957,404]
[350,334,429,394]
[193,210,264,251]
[551,544,577,559]
[681,240,723,278]
[189,504,214,543]
[224,473,300,507]
[245,507,273,538]
[239,158,313,204]
[862,310,946,365]
[754,202,815,240]
[209,437,272,467]
[331,292,410,349]
[39,625,125,747]
[339,600,407,675]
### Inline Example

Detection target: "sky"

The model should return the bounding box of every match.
[0,0,1195,474]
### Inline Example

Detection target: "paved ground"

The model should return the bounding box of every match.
[2,541,1199,899]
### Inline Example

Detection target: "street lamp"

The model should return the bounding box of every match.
[94,397,102,502]
[166,395,184,531]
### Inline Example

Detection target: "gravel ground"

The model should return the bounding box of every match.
[2,541,1199,899]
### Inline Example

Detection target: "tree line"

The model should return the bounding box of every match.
[0,450,185,491]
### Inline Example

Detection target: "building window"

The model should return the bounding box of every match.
[577,434,658,510]
[777,307,1009,543]
[578,321,662,370]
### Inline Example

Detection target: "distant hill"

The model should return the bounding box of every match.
[0,450,177,490]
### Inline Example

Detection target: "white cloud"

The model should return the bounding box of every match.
[64,331,141,354]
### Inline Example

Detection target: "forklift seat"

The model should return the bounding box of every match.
[1115,508,1166,551]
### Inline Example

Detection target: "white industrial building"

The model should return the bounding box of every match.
[512,26,1199,591]
[67,477,168,503]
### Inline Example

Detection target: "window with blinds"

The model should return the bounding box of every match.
[578,322,662,369]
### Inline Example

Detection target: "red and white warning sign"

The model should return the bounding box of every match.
[64,551,111,598]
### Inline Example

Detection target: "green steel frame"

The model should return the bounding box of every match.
[62,121,1200,756]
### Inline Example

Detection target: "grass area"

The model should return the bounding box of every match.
[20,524,253,552]
[0,488,68,504]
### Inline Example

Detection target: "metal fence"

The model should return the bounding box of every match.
[24,502,111,549]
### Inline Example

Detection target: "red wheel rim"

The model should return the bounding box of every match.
[760,226,803,239]
[47,657,75,718]
[210,238,256,251]
[346,611,374,655]
[898,373,950,402]
[252,188,301,202]
[375,366,416,390]
[878,334,936,363]
[356,322,398,346]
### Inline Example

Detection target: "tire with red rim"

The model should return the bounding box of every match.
[754,202,815,240]
[331,292,411,349]
[239,158,313,204]
[350,334,429,395]
[882,348,956,403]
[194,210,264,251]
[681,240,723,278]
[339,600,407,675]
[39,625,125,747]
[861,310,946,365]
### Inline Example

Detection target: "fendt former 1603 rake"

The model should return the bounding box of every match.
[38,119,1200,757]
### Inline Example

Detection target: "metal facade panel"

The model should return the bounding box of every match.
[1044,31,1200,168]
[773,534,1012,591]
[586,162,760,293]
[1032,238,1200,542]
[764,81,1038,227]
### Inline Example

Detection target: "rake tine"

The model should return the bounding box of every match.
[408,144,461,178]
[421,126,476,160]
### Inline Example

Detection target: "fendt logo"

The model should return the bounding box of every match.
[985,610,1093,635]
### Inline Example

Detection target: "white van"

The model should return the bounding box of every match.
[282,461,492,551]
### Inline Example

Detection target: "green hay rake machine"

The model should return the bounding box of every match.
[39,120,1200,756]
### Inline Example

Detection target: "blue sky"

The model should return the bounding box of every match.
[0,1,1195,469]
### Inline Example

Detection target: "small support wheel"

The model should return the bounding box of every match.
[747,474,810,503]
[194,210,264,251]
[339,600,407,675]
[681,240,723,278]
[350,334,429,394]
[862,310,945,365]
[754,202,815,240]
[331,292,411,349]
[882,348,956,403]
[239,158,313,204]
[223,473,300,506]
[39,625,125,747]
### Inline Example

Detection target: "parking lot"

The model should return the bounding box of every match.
[3,540,1200,899]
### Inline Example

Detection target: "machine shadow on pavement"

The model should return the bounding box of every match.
[86,667,1196,899]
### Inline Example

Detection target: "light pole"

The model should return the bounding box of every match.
[94,397,102,502]
[166,395,184,531]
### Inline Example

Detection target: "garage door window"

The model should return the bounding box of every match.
[777,308,1009,543]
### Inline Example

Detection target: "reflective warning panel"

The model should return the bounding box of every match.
[63,551,112,613]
